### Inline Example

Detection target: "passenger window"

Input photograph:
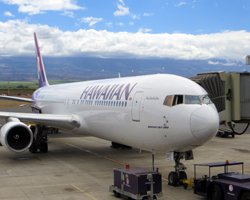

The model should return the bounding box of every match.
[163,95,174,106]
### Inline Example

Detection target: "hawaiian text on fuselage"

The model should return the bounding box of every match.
[80,83,138,101]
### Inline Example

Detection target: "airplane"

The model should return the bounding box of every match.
[0,33,219,186]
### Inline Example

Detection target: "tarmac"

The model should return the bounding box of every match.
[1,104,250,200]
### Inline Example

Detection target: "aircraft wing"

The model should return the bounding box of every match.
[0,112,80,129]
[0,95,33,103]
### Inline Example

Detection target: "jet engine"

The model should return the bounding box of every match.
[0,121,33,152]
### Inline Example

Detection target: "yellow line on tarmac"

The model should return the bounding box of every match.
[162,177,168,182]
[71,184,97,200]
[66,143,126,166]
[103,155,125,166]
[65,143,169,183]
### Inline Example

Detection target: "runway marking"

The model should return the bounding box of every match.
[71,184,97,200]
[19,183,98,200]
[64,142,171,182]
[65,143,126,166]
[13,183,70,189]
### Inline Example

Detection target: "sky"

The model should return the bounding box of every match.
[0,0,250,65]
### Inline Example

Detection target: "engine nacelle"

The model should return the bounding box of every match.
[0,121,33,152]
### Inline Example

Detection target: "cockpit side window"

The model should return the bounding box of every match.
[163,95,183,106]
[163,95,174,106]
[173,95,183,106]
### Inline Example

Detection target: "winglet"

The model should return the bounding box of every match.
[34,32,49,88]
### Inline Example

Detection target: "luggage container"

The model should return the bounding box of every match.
[110,166,162,200]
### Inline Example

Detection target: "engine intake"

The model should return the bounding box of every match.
[0,121,33,152]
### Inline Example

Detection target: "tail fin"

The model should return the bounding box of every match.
[34,32,49,88]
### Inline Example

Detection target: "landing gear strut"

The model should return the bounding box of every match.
[29,125,48,153]
[168,151,193,187]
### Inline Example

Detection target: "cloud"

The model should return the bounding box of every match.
[2,0,84,15]
[208,60,239,66]
[106,22,113,28]
[116,22,124,27]
[143,13,154,17]
[128,21,134,26]
[114,0,130,16]
[0,20,250,63]
[138,28,152,33]
[80,17,103,27]
[61,11,75,18]
[175,1,187,7]
[4,11,15,17]
[113,0,139,21]
[131,14,140,20]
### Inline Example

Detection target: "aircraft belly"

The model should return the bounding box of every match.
[75,109,171,152]
[73,89,157,150]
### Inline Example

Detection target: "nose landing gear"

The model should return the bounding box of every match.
[168,151,193,187]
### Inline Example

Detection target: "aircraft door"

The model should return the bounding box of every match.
[132,92,144,122]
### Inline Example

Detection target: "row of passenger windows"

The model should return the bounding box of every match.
[95,100,128,107]
[71,99,128,107]
[163,95,212,107]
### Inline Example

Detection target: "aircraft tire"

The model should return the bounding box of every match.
[179,171,187,180]
[40,143,48,153]
[168,171,179,186]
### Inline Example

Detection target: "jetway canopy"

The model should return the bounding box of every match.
[191,72,250,124]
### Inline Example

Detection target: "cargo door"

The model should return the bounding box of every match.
[132,92,143,122]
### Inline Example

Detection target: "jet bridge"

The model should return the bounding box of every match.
[191,72,250,137]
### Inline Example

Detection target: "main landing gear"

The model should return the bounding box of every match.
[29,125,48,153]
[168,151,193,187]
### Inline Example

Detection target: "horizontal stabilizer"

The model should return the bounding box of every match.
[0,95,33,103]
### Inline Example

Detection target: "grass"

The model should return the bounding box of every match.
[0,81,80,109]
[0,80,72,96]
[0,80,79,109]
[0,82,34,108]
[0,80,75,89]
[0,100,30,108]
[0,81,38,89]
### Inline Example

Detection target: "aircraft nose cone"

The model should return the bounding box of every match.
[190,106,219,143]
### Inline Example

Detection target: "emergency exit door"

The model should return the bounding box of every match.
[132,92,143,121]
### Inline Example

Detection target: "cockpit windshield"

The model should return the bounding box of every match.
[185,95,201,104]
[163,94,212,107]
[201,95,212,104]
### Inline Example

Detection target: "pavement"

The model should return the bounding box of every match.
[0,104,250,200]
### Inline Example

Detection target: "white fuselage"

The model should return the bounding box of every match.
[32,74,219,153]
